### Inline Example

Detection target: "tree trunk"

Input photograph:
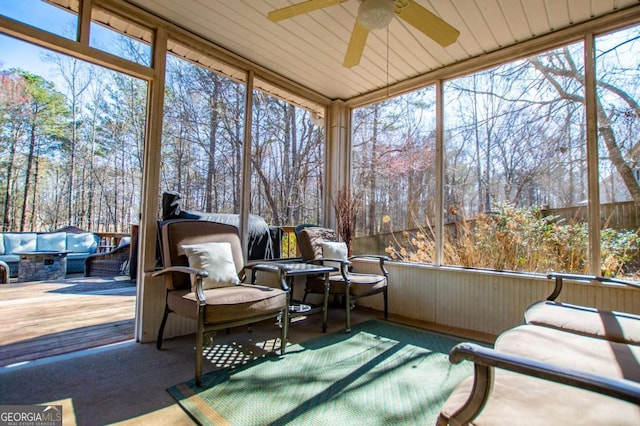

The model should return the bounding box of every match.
[20,123,37,231]
[2,124,20,231]
[597,100,640,205]
[205,79,221,212]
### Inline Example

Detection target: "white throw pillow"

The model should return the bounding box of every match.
[321,241,348,275]
[181,242,240,291]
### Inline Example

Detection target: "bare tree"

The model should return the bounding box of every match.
[530,44,640,205]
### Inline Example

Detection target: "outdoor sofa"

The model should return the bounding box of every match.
[0,231,99,278]
[438,272,640,425]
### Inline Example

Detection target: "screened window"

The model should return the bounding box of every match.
[353,35,639,278]
[250,91,325,227]
[352,88,437,258]
[160,49,245,215]
[595,24,640,277]
[442,42,589,273]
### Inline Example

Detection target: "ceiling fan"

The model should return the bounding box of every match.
[267,0,460,68]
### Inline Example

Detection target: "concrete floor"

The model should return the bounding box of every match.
[0,307,380,426]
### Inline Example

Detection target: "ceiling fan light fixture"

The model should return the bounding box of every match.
[357,0,395,30]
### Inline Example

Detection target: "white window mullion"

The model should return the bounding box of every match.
[585,32,601,275]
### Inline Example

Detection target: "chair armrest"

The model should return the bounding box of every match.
[546,272,640,301]
[243,263,292,292]
[349,254,390,261]
[152,265,208,278]
[447,342,640,424]
[152,266,209,303]
[313,257,351,281]
[349,254,389,277]
[315,257,351,265]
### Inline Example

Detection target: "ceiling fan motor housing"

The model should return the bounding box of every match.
[358,0,396,30]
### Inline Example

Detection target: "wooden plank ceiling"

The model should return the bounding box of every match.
[124,0,638,102]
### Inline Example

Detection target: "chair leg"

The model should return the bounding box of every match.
[383,287,388,320]
[321,273,330,333]
[322,288,329,334]
[196,310,205,387]
[280,307,289,355]
[156,306,170,350]
[345,287,351,333]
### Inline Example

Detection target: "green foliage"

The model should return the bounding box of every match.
[601,227,640,277]
[385,203,640,278]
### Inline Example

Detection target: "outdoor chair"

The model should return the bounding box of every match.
[0,260,8,284]
[295,226,388,332]
[85,239,131,277]
[153,219,289,386]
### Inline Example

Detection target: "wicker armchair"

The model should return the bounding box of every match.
[85,242,131,277]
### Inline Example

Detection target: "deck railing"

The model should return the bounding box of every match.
[94,231,131,253]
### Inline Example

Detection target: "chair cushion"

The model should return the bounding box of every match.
[0,234,4,255]
[525,300,640,345]
[322,241,348,275]
[440,368,640,426]
[168,284,286,324]
[181,242,241,290]
[496,325,640,380]
[37,232,67,252]
[306,272,386,297]
[440,325,640,425]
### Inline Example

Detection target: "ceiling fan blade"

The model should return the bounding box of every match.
[267,0,347,22]
[343,20,369,67]
[397,0,459,47]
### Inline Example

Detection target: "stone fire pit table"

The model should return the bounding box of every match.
[17,251,68,282]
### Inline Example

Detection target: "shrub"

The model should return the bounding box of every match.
[384,203,639,278]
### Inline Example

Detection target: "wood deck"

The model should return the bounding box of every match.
[0,276,136,366]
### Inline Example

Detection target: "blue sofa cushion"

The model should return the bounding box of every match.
[37,232,67,252]
[66,253,89,274]
[66,252,89,260]
[0,254,20,264]
[66,233,98,253]
[4,233,37,254]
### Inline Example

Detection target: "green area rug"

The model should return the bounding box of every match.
[167,319,473,426]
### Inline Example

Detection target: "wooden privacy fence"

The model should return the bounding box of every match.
[352,201,640,255]
[542,201,640,231]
